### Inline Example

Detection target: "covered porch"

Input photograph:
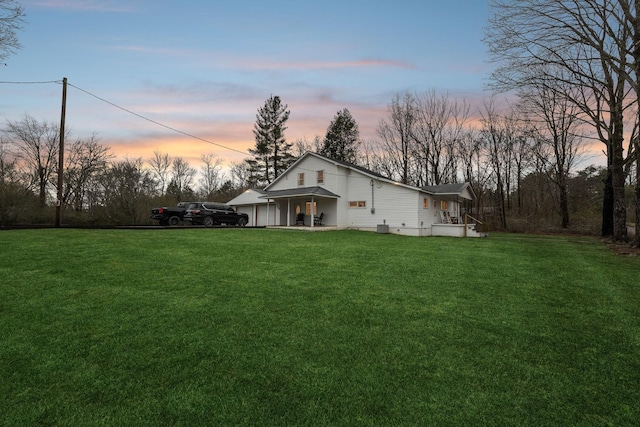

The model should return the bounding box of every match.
[260,186,340,228]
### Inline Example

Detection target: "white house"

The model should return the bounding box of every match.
[225,188,274,227]
[227,152,484,237]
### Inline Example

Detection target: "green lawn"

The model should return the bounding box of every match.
[1,229,639,426]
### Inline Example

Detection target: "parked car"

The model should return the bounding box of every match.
[184,202,249,227]
[150,201,196,226]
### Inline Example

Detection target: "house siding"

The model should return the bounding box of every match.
[269,156,341,193]
[261,152,477,237]
[418,194,435,236]
[267,157,345,226]
[344,177,421,235]
[258,203,278,226]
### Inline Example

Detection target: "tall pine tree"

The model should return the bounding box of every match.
[247,95,293,186]
[320,108,360,164]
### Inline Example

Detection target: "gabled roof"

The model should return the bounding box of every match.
[264,151,388,190]
[422,183,475,201]
[264,151,475,201]
[260,186,340,199]
[226,188,268,205]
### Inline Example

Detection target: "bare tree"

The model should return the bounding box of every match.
[376,93,418,184]
[293,136,322,157]
[412,89,470,185]
[62,134,112,211]
[0,138,30,224]
[100,157,155,224]
[168,157,196,201]
[3,114,64,207]
[457,128,493,215]
[479,98,523,229]
[0,0,25,63]
[486,0,634,241]
[229,160,253,190]
[519,78,587,228]
[199,153,224,199]
[148,150,171,196]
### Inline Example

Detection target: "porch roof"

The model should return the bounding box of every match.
[422,182,475,201]
[260,186,341,200]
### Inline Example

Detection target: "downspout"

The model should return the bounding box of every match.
[370,180,376,214]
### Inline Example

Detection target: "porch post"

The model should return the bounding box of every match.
[464,214,468,237]
[311,196,315,228]
[287,198,291,226]
[266,199,270,226]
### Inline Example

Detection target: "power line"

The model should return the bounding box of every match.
[0,80,61,84]
[1,79,250,156]
[66,82,250,156]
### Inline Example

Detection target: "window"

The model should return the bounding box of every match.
[306,201,317,215]
[317,170,324,184]
[348,201,366,208]
[440,200,448,210]
[298,173,304,186]
[423,197,429,209]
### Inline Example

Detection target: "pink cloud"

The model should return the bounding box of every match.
[235,57,415,71]
[26,0,135,12]
[107,45,413,73]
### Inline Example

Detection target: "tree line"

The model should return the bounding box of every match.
[0,87,633,236]
[1,0,638,243]
[486,0,640,245]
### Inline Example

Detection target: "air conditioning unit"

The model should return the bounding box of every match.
[377,224,389,234]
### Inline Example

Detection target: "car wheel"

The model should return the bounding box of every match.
[168,216,180,226]
[203,216,214,227]
[237,217,247,227]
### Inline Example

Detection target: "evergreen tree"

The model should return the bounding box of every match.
[247,95,293,186]
[320,108,360,164]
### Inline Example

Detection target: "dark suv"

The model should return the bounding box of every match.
[184,202,249,227]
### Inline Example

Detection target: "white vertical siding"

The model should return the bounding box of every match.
[262,153,475,236]
[268,156,342,194]
[344,178,420,232]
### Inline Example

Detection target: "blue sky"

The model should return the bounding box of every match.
[1,0,491,166]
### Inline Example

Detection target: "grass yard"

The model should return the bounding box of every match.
[1,228,639,426]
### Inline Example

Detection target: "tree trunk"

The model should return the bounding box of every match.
[611,111,628,242]
[559,180,569,229]
[602,169,614,237]
[635,177,640,247]
[497,181,507,229]
[634,138,640,247]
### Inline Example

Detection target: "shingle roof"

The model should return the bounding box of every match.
[260,186,341,199]
[422,183,469,195]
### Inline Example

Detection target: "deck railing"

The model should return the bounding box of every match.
[463,214,484,237]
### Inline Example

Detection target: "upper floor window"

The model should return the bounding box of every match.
[298,173,304,186]
[317,170,324,184]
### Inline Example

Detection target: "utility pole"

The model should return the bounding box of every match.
[55,77,67,227]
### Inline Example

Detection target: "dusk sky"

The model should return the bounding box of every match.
[1,0,492,168]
